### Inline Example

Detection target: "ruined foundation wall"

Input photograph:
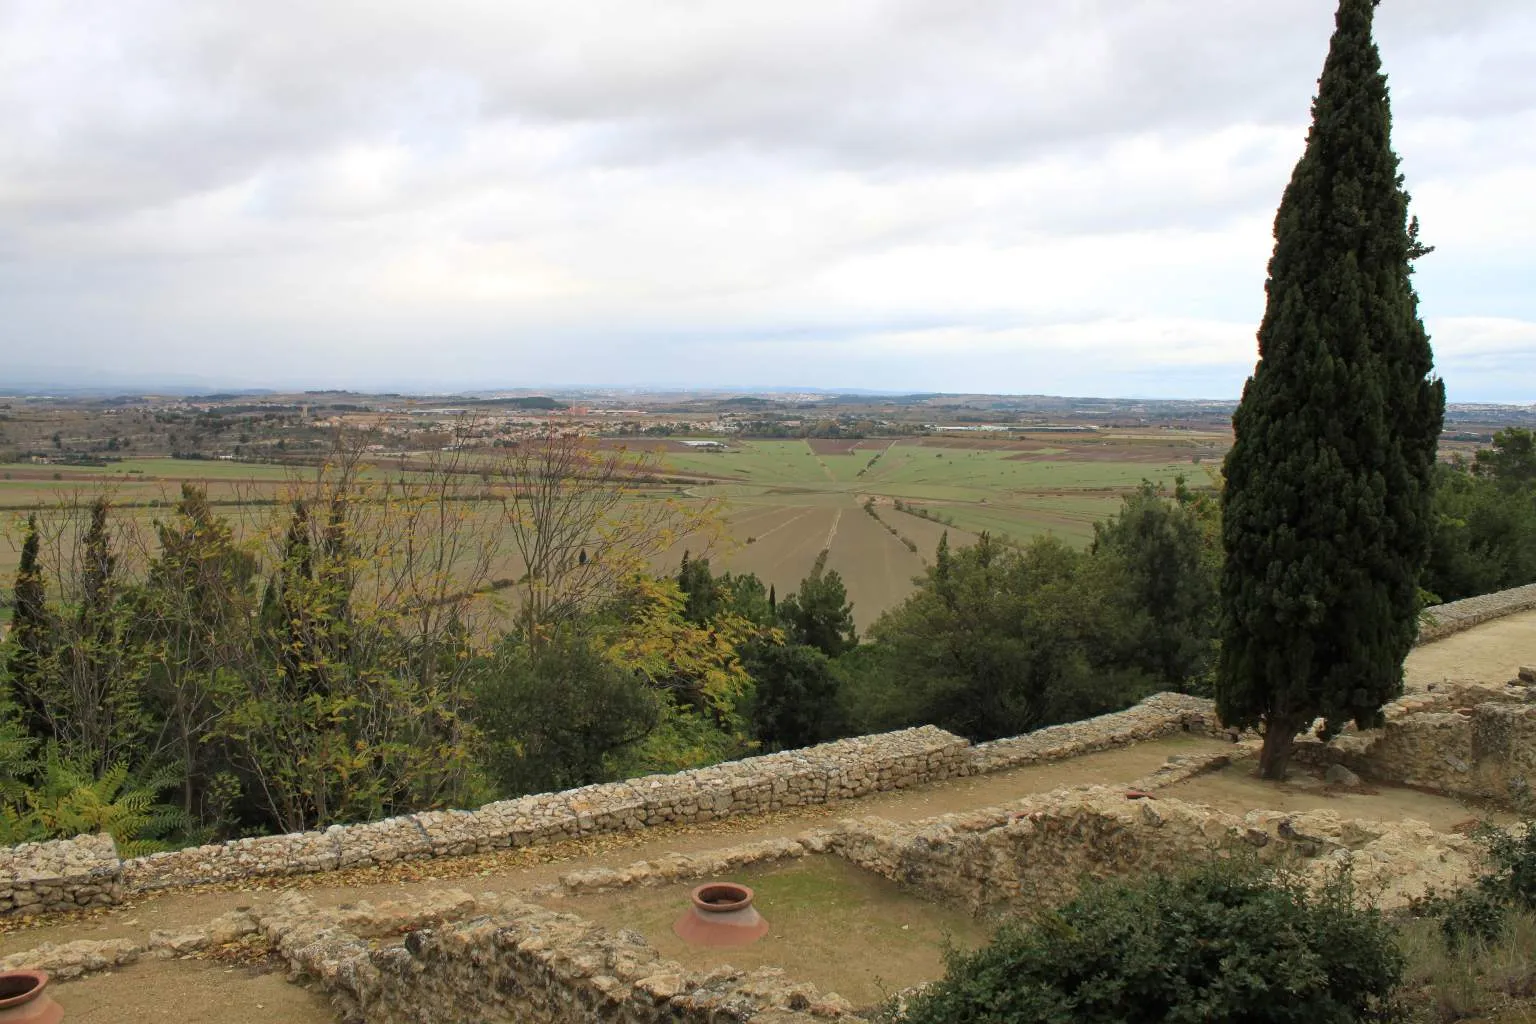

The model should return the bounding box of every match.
[275,894,859,1024]
[1334,702,1536,807]
[831,789,1483,915]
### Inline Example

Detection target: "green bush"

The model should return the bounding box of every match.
[1436,886,1509,948]
[473,633,660,796]
[1481,821,1536,909]
[897,859,1403,1024]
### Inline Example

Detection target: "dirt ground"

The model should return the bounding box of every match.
[1164,761,1513,832]
[52,959,335,1023]
[1406,610,1536,692]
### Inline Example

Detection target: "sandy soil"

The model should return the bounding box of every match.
[1406,610,1536,691]
[1164,761,1513,832]
[52,960,335,1023]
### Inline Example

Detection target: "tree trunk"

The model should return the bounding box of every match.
[1258,716,1300,780]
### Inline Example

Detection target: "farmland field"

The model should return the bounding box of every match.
[0,431,1227,630]
[659,434,1222,628]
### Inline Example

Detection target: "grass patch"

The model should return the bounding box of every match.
[1397,909,1536,1023]
[551,854,989,1008]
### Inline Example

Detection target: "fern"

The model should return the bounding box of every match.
[12,747,189,855]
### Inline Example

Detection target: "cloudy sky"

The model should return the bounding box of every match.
[2,1,1533,400]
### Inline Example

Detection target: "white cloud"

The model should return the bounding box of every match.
[0,0,1532,399]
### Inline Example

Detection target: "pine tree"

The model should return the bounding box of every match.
[1218,0,1445,779]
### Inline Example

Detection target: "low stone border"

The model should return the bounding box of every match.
[1417,583,1536,645]
[120,724,970,895]
[966,693,1222,774]
[554,835,820,897]
[1329,701,1536,807]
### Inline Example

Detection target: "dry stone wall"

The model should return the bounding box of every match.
[0,690,1230,916]
[1416,583,1536,644]
[121,725,970,893]
[265,891,860,1024]
[0,833,119,917]
[967,692,1222,773]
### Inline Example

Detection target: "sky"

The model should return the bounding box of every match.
[2,1,1534,401]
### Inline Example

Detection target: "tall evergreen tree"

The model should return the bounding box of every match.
[1218,0,1445,779]
[7,515,53,738]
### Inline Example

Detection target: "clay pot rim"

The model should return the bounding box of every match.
[0,970,48,1008]
[691,882,754,914]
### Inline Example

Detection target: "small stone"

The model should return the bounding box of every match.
[1324,764,1362,788]
[1516,666,1535,685]
[1139,803,1163,827]
[637,972,685,1001]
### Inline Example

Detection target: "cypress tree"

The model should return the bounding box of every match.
[1218,0,1445,779]
[7,514,53,737]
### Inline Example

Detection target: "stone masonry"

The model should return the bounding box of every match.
[0,833,119,917]
[0,688,1230,917]
[1416,583,1536,645]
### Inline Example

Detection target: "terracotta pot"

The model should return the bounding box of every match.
[673,882,770,948]
[0,972,63,1024]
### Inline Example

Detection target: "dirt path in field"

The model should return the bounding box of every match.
[823,507,842,549]
[748,506,819,544]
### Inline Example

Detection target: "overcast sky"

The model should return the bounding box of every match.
[2,1,1533,400]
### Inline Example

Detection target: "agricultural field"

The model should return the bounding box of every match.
[0,431,1227,631]
[662,433,1222,628]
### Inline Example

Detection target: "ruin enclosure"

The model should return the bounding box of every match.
[0,590,1529,1022]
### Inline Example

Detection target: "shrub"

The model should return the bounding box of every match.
[474,634,660,796]
[0,749,191,856]
[1481,820,1536,909]
[896,859,1403,1024]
